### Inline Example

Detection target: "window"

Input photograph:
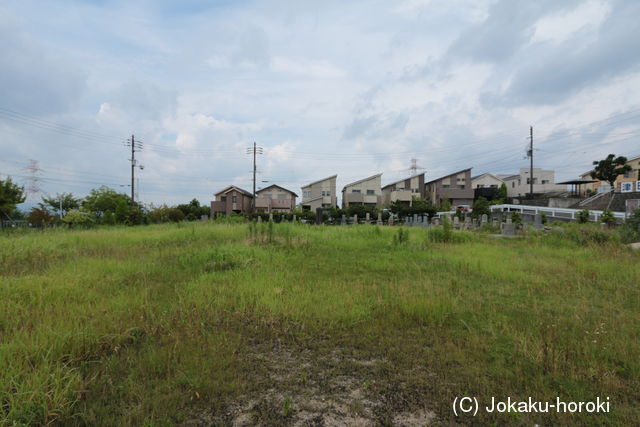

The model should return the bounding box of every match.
[457,177,465,182]
[366,189,375,195]
[541,180,549,184]
[322,190,331,196]
[459,185,465,189]
[232,196,237,203]
[277,194,288,200]
[221,196,227,202]
[442,184,450,189]
[303,191,311,198]
[624,171,631,178]
[512,182,515,188]
[351,189,361,194]
[637,181,640,192]
[412,188,419,193]
[526,178,538,184]
[620,182,632,193]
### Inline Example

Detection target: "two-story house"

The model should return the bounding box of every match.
[301,175,337,211]
[255,184,297,213]
[424,168,474,207]
[381,173,426,206]
[498,168,565,198]
[211,185,253,216]
[341,174,382,209]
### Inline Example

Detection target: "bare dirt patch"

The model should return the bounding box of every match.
[185,341,437,426]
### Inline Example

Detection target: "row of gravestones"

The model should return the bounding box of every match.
[253,211,543,236]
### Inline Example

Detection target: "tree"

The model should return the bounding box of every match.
[62,209,94,228]
[27,205,55,227]
[42,192,80,218]
[82,186,132,223]
[176,198,210,221]
[439,197,451,212]
[496,183,507,202]
[591,154,631,191]
[471,197,490,218]
[0,177,26,219]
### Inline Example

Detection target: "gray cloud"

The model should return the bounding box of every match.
[490,0,640,106]
[342,113,409,140]
[0,10,87,114]
[447,0,579,64]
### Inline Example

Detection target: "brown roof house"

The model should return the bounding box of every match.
[255,184,297,213]
[424,168,474,207]
[211,185,253,216]
[381,173,426,206]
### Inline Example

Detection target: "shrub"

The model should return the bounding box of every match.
[577,209,590,223]
[471,197,490,218]
[511,211,522,224]
[600,209,616,227]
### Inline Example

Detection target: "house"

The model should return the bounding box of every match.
[579,154,640,195]
[301,175,337,211]
[341,174,382,209]
[381,173,426,206]
[471,173,504,200]
[471,173,503,189]
[211,185,253,216]
[255,184,297,213]
[499,168,565,198]
[424,168,474,207]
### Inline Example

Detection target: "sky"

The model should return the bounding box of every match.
[1,0,640,208]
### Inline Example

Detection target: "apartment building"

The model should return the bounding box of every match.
[424,168,474,206]
[499,168,565,197]
[341,174,382,209]
[255,185,297,213]
[211,185,253,216]
[381,173,426,206]
[301,175,337,211]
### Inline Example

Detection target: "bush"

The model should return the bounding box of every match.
[600,209,616,227]
[511,211,522,224]
[577,209,590,223]
[471,197,490,219]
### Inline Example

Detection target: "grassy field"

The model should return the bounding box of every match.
[1,221,639,425]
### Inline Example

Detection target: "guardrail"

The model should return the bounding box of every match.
[489,204,627,222]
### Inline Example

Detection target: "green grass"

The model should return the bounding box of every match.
[1,222,639,425]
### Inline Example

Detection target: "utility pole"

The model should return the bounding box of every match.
[529,126,534,199]
[126,135,143,207]
[246,142,263,213]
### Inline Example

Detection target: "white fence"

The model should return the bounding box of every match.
[490,204,627,222]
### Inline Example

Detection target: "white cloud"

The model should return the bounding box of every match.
[531,0,611,45]
[271,56,346,79]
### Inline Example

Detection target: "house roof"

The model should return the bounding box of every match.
[256,184,298,197]
[342,173,382,191]
[382,173,425,190]
[500,174,519,181]
[425,168,472,185]
[214,185,253,197]
[301,174,337,189]
[470,172,503,182]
